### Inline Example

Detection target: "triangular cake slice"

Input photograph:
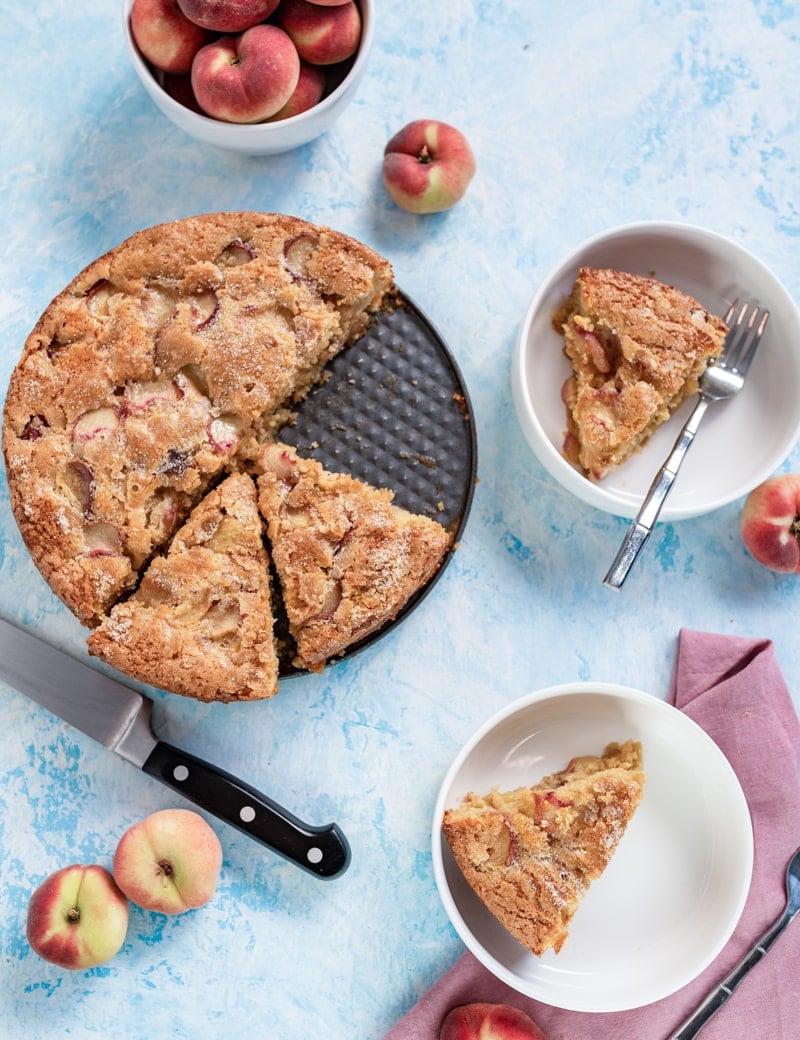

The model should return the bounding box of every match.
[2,212,393,624]
[87,473,279,702]
[442,740,645,956]
[256,443,451,673]
[554,268,727,480]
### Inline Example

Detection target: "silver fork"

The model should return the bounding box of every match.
[603,300,770,590]
[665,844,800,1039]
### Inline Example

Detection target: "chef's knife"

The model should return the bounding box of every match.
[0,616,350,879]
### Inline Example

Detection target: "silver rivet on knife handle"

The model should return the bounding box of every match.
[141,741,350,878]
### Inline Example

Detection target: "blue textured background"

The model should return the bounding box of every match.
[2,2,800,1037]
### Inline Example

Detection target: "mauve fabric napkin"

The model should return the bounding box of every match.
[386,630,800,1040]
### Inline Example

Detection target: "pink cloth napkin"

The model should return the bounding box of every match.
[386,630,800,1040]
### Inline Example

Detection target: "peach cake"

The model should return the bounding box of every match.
[257,443,451,673]
[554,268,728,480]
[3,212,451,701]
[442,740,645,956]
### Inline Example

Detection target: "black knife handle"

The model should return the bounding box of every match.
[142,741,350,879]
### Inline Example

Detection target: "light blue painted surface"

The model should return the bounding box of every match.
[2,2,800,1037]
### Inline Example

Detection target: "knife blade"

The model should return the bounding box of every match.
[0,616,350,879]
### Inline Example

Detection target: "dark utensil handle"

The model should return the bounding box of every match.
[666,911,791,1039]
[142,741,350,879]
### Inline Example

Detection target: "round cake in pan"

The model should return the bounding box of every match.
[3,212,472,702]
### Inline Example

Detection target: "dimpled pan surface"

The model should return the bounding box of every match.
[276,291,477,676]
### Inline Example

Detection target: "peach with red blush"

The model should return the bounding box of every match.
[740,473,800,573]
[176,0,280,32]
[440,1004,547,1040]
[131,0,211,74]
[382,119,476,214]
[277,0,361,65]
[191,24,300,123]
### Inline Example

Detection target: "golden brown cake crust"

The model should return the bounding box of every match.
[554,268,727,480]
[256,442,451,673]
[442,740,645,957]
[2,212,393,625]
[87,473,279,703]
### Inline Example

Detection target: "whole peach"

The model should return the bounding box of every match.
[382,119,476,214]
[176,0,280,32]
[268,62,326,121]
[113,808,223,915]
[740,473,800,573]
[440,1003,546,1040]
[26,864,129,970]
[277,0,361,65]
[131,0,211,75]
[191,25,301,123]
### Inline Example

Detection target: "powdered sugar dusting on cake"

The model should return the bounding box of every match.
[442,740,645,957]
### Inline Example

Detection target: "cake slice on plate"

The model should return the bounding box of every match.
[256,442,451,673]
[441,740,645,956]
[87,473,279,702]
[554,268,727,480]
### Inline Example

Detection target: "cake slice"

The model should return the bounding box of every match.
[554,268,727,480]
[441,740,645,956]
[87,473,279,702]
[256,443,451,673]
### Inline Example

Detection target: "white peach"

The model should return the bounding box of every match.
[277,0,361,65]
[26,864,129,970]
[740,473,800,573]
[176,0,280,32]
[131,0,211,74]
[440,1004,546,1040]
[268,62,326,121]
[382,119,476,214]
[191,25,301,123]
[113,808,222,914]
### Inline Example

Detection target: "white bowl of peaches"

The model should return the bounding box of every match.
[124,0,373,154]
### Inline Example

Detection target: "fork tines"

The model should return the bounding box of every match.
[720,300,769,375]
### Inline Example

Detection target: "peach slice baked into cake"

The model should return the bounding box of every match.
[442,740,645,956]
[256,442,452,673]
[86,473,280,703]
[554,268,727,480]
[2,212,392,625]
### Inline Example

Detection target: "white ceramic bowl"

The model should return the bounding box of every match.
[512,222,800,519]
[432,682,753,1012]
[123,0,373,155]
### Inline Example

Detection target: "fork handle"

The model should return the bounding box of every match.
[665,910,793,1040]
[603,397,710,589]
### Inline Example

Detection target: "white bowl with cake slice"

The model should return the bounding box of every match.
[432,682,753,1012]
[512,222,800,520]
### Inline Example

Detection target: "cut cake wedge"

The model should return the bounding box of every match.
[256,442,451,673]
[87,473,279,702]
[555,268,727,480]
[442,740,645,956]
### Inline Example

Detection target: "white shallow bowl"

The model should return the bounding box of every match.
[123,0,373,155]
[512,222,800,519]
[432,682,753,1013]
